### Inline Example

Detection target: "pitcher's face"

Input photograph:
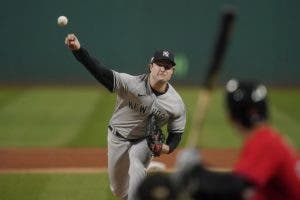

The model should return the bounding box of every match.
[149,61,174,83]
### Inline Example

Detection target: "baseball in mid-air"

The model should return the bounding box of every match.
[57,16,68,27]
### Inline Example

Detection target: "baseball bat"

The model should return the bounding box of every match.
[186,6,237,148]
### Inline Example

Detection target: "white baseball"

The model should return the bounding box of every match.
[57,16,68,27]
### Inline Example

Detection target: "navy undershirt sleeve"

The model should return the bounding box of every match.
[166,132,182,153]
[72,48,114,92]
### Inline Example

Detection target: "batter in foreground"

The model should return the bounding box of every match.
[65,34,186,200]
[174,79,300,200]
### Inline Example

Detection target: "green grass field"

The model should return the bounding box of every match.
[0,86,299,148]
[0,172,114,200]
[0,86,300,200]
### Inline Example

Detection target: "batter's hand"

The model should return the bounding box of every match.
[65,34,81,51]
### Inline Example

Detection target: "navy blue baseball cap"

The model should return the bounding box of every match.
[151,50,176,66]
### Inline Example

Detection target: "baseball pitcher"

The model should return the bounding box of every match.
[65,34,186,200]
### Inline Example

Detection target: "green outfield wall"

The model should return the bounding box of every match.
[1,0,299,85]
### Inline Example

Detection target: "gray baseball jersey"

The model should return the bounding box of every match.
[109,71,186,139]
[71,47,185,199]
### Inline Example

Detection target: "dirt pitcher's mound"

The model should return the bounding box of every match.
[0,148,239,172]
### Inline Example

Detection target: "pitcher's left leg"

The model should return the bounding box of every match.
[127,139,152,200]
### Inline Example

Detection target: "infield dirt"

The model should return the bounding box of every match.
[0,148,239,172]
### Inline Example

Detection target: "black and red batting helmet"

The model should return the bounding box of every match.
[225,79,268,128]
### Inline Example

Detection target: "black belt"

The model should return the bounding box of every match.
[108,125,143,143]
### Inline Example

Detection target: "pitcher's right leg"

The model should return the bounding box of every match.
[107,130,131,199]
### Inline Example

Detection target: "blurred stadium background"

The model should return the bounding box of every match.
[1,0,300,85]
[0,0,299,199]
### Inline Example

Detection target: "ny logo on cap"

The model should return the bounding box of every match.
[162,51,169,57]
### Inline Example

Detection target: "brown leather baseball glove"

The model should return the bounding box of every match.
[145,115,165,157]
